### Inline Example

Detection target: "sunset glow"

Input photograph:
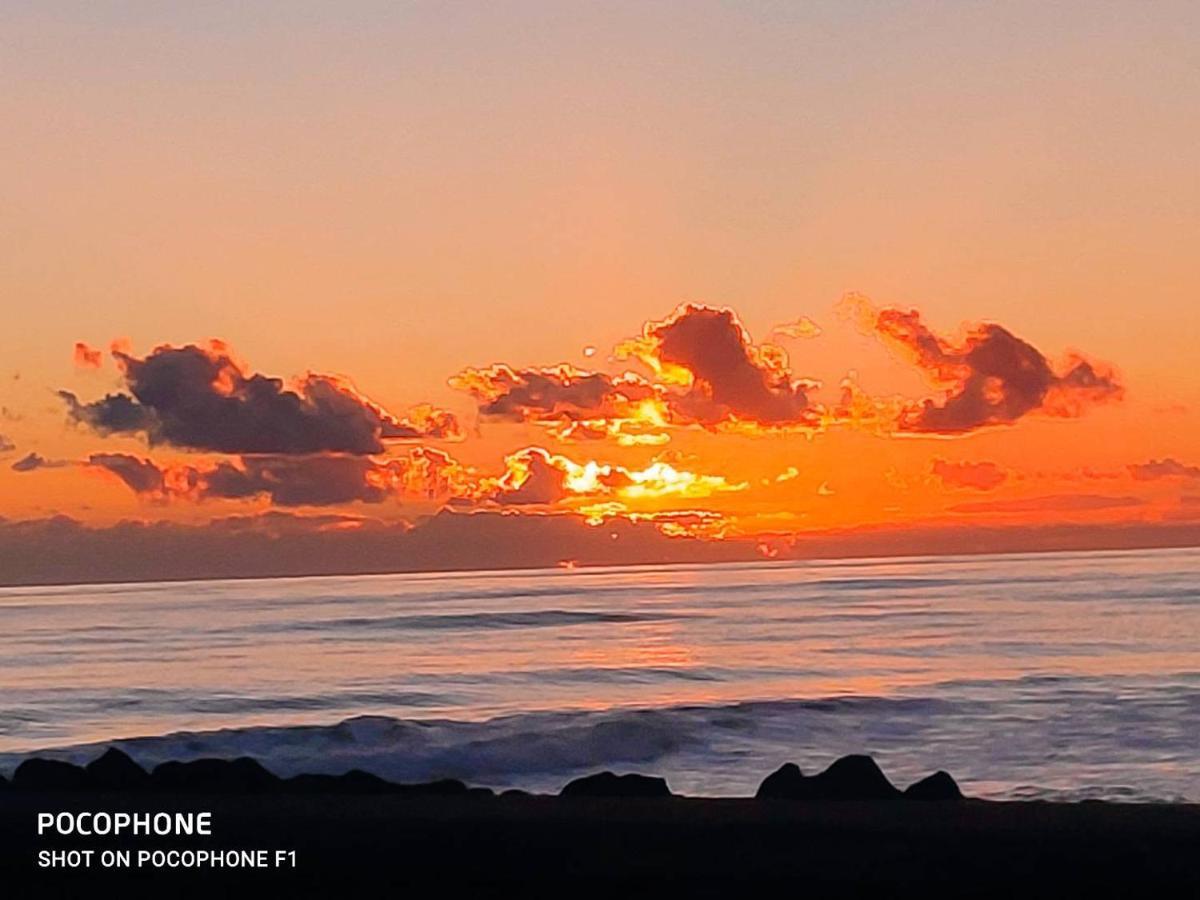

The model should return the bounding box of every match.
[1,1,1198,583]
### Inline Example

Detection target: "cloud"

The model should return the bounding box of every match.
[931,458,1008,491]
[450,364,670,448]
[949,494,1143,514]
[772,316,822,339]
[486,448,572,506]
[11,452,69,472]
[456,301,1122,441]
[850,298,1122,433]
[201,455,392,506]
[0,511,755,587]
[620,304,819,429]
[88,453,170,495]
[450,364,643,423]
[1128,458,1200,481]
[74,439,720,515]
[61,341,460,454]
[0,434,13,453]
[476,446,747,512]
[5,510,1200,588]
[74,437,513,511]
[453,305,822,440]
[87,450,477,508]
[73,342,102,368]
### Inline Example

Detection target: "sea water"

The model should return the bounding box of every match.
[1,547,1197,800]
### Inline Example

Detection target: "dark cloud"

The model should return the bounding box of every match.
[0,511,754,587]
[453,305,820,437]
[1128,458,1200,481]
[931,459,1008,491]
[642,305,817,427]
[202,455,391,507]
[3,510,1200,588]
[82,445,479,509]
[60,390,154,434]
[949,494,1143,514]
[0,434,13,453]
[487,448,570,506]
[450,364,653,423]
[11,452,69,472]
[865,305,1122,433]
[62,342,459,454]
[87,453,169,495]
[83,452,395,507]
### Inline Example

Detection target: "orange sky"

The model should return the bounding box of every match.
[1,3,1199,578]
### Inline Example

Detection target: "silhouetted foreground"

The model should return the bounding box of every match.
[3,749,1197,893]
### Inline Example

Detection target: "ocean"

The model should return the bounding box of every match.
[1,547,1197,801]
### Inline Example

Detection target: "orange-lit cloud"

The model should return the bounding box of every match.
[1128,458,1200,481]
[478,446,746,511]
[455,304,823,441]
[931,458,1008,491]
[60,341,460,454]
[616,304,820,430]
[73,342,102,368]
[450,363,668,445]
[847,297,1122,433]
[949,494,1143,514]
[10,297,1176,569]
[772,316,822,339]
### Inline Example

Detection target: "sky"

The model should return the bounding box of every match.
[2,2,1199,583]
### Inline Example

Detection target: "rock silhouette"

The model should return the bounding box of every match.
[756,755,902,800]
[282,770,480,796]
[4,750,968,804]
[755,762,805,798]
[811,755,902,800]
[286,769,396,794]
[561,771,672,798]
[85,748,149,790]
[13,758,89,791]
[905,770,963,801]
[151,757,281,792]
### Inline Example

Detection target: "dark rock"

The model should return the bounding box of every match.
[151,757,280,792]
[282,771,475,796]
[755,763,805,799]
[756,755,901,801]
[905,770,963,801]
[85,748,149,790]
[282,772,379,792]
[809,755,901,800]
[397,778,471,797]
[560,771,672,799]
[13,758,89,791]
[284,770,394,794]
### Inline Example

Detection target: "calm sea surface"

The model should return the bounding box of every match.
[1,548,1197,800]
